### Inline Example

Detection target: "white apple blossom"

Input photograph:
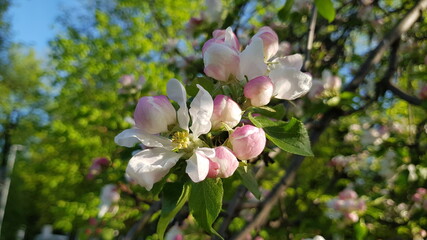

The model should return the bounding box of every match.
[115,79,216,190]
[269,54,312,100]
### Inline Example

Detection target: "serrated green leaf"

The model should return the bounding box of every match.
[237,167,261,200]
[249,114,313,157]
[157,182,190,240]
[278,0,294,22]
[314,0,336,23]
[189,178,223,239]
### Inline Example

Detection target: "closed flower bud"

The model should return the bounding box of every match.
[230,125,266,160]
[244,76,274,107]
[252,26,279,60]
[134,96,177,134]
[211,95,242,130]
[203,43,240,81]
[207,146,239,178]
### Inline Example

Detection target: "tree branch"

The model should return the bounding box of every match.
[386,83,422,106]
[302,6,317,72]
[344,0,427,92]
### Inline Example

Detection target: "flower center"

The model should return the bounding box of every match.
[171,131,191,150]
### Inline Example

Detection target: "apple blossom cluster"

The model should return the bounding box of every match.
[308,69,342,105]
[326,189,366,223]
[114,26,312,190]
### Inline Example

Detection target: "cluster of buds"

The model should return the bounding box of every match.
[326,189,366,223]
[86,157,110,180]
[115,26,311,190]
[329,155,356,171]
[412,188,427,210]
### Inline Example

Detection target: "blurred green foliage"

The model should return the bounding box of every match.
[0,0,426,239]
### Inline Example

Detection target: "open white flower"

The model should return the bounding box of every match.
[115,79,215,190]
[269,54,312,100]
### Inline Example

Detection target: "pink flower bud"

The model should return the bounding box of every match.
[134,96,177,134]
[211,95,242,130]
[230,125,266,160]
[207,146,239,178]
[339,189,358,200]
[252,26,279,60]
[203,43,240,81]
[244,76,274,107]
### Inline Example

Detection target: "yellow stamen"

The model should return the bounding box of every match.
[171,131,190,150]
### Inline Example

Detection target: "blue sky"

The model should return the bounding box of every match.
[8,0,82,57]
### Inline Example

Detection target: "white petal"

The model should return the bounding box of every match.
[126,148,183,191]
[114,128,173,148]
[167,79,190,130]
[189,85,213,138]
[239,37,267,80]
[270,54,303,70]
[269,67,312,100]
[185,148,215,182]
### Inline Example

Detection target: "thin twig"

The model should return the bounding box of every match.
[386,83,422,106]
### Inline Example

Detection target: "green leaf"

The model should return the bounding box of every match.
[250,104,286,120]
[278,0,294,22]
[157,182,191,240]
[354,219,368,240]
[186,77,215,97]
[189,178,223,239]
[249,114,313,157]
[314,0,336,23]
[237,167,261,199]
